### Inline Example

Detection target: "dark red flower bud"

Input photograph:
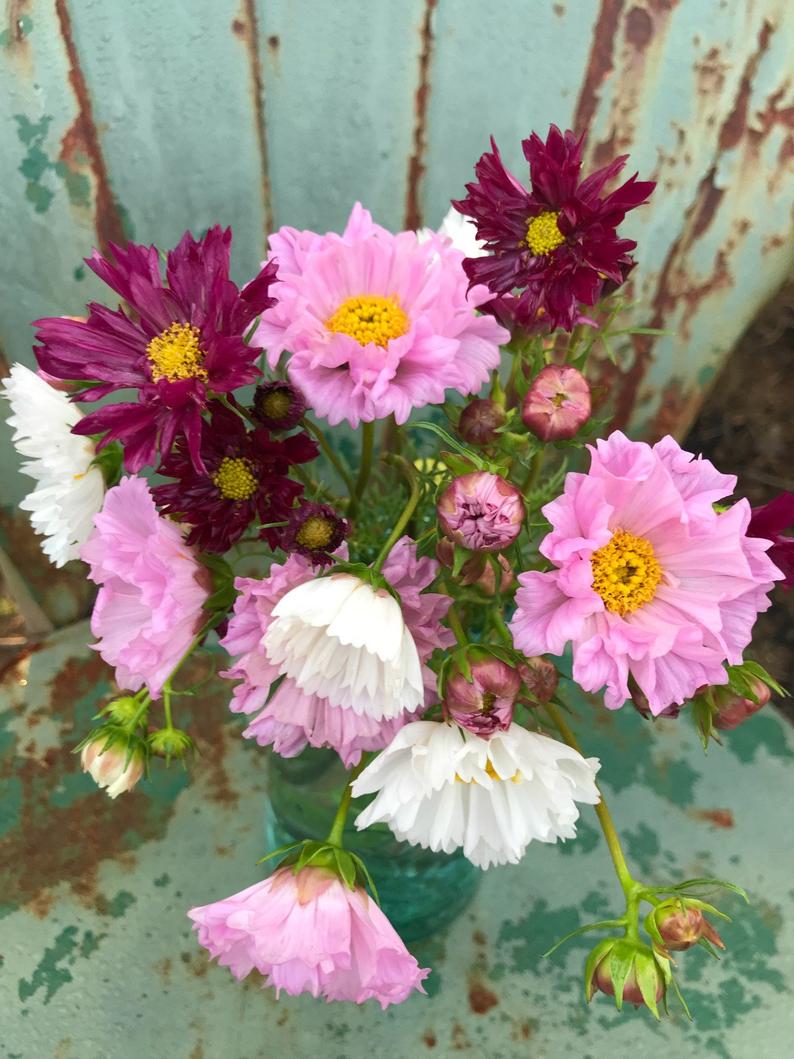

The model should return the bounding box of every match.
[281,502,347,566]
[518,656,558,703]
[253,381,307,431]
[444,654,521,737]
[458,398,506,447]
[712,678,771,730]
[653,904,725,952]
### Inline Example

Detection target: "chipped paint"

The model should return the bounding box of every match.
[234,1,274,241]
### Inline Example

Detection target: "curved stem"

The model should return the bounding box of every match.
[349,421,375,520]
[302,417,356,499]
[521,450,545,496]
[446,603,468,647]
[215,392,257,427]
[372,455,421,574]
[327,757,369,847]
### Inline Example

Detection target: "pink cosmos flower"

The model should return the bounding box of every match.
[437,471,524,552]
[509,432,782,715]
[81,476,209,697]
[219,538,453,766]
[189,866,428,1007]
[521,364,591,441]
[252,204,509,427]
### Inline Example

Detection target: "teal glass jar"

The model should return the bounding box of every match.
[264,748,480,943]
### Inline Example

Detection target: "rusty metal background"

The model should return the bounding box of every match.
[1,0,792,625]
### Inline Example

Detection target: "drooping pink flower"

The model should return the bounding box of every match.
[189,866,428,1007]
[81,476,210,697]
[521,364,591,441]
[444,654,521,736]
[438,471,524,552]
[219,537,453,766]
[252,204,509,427]
[509,432,782,715]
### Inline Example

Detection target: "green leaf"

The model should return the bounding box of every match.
[667,877,749,902]
[412,421,485,469]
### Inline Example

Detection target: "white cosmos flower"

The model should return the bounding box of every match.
[263,573,424,720]
[352,720,601,869]
[417,207,486,258]
[2,364,105,567]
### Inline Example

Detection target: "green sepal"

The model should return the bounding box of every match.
[452,543,473,579]
[634,949,663,1020]
[542,919,625,958]
[608,939,636,1012]
[665,877,748,903]
[333,847,358,890]
[90,441,124,487]
[667,971,693,1020]
[199,553,238,616]
[256,840,304,866]
[325,561,397,600]
[584,937,616,1003]
[146,727,197,767]
[348,851,380,905]
[439,450,479,477]
[727,660,787,698]
[412,421,486,470]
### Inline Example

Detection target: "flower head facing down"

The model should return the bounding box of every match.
[453,125,655,331]
[2,363,105,566]
[353,720,600,869]
[34,228,278,472]
[253,204,509,427]
[252,380,308,431]
[280,501,348,567]
[443,653,521,736]
[81,730,145,799]
[522,364,591,442]
[189,866,428,1007]
[81,476,210,698]
[509,432,782,715]
[438,471,524,553]
[747,491,794,588]
[152,404,316,553]
[458,398,506,447]
[219,538,453,766]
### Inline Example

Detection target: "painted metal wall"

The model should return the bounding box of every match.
[1,0,792,623]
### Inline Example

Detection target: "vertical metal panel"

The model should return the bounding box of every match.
[254,0,427,233]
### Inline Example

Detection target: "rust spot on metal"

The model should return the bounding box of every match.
[267,34,280,52]
[690,166,724,239]
[553,2,565,16]
[691,808,735,828]
[53,0,126,253]
[718,19,774,152]
[422,1030,437,1048]
[572,0,625,135]
[646,378,697,442]
[625,6,653,50]
[468,979,499,1014]
[404,0,437,231]
[234,1,274,241]
[450,1022,471,1051]
[472,928,487,946]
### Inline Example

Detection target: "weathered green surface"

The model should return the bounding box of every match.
[2,622,792,1058]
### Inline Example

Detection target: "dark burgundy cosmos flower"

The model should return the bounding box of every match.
[280,502,348,566]
[747,492,794,588]
[33,228,278,472]
[452,125,655,331]
[253,380,307,431]
[152,406,318,553]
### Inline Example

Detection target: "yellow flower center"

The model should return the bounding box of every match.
[591,529,662,616]
[296,516,335,550]
[260,390,291,420]
[524,211,565,256]
[212,457,257,501]
[146,323,208,383]
[325,295,409,348]
[456,760,521,784]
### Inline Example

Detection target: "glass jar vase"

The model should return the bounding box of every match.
[264,748,480,943]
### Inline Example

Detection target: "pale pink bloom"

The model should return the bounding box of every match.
[521,364,591,441]
[253,203,509,427]
[81,737,144,798]
[438,471,524,552]
[509,432,782,715]
[188,866,429,1007]
[81,476,209,698]
[219,538,453,766]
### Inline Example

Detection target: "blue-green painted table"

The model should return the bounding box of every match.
[2,622,792,1058]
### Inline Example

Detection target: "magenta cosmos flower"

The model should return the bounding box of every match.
[81,476,210,697]
[252,204,509,427]
[34,228,278,472]
[219,538,453,766]
[509,432,782,715]
[152,404,317,553]
[189,866,428,1007]
[453,125,655,331]
[747,491,794,588]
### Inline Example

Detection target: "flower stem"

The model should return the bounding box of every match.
[301,416,356,499]
[545,700,635,896]
[215,392,257,427]
[521,450,545,496]
[349,420,375,520]
[372,454,421,574]
[446,603,468,647]
[327,757,369,847]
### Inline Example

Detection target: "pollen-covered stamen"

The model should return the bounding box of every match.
[326,295,409,348]
[212,456,257,501]
[456,760,522,784]
[147,322,208,383]
[260,390,292,421]
[591,529,662,616]
[524,210,565,256]
[295,515,335,551]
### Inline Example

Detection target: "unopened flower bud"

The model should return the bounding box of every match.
[444,653,521,736]
[437,472,524,553]
[252,380,307,431]
[521,364,591,442]
[147,727,197,764]
[518,656,558,703]
[587,940,665,1014]
[458,398,506,447]
[652,901,725,952]
[594,958,663,1008]
[281,502,347,566]
[712,679,771,730]
[102,695,142,725]
[630,684,682,719]
[81,731,145,799]
[435,539,514,594]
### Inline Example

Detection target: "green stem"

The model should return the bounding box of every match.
[372,455,421,574]
[491,607,512,645]
[349,421,375,520]
[302,417,356,499]
[545,701,635,896]
[446,603,468,647]
[521,450,545,496]
[327,757,369,846]
[215,393,257,427]
[123,691,151,733]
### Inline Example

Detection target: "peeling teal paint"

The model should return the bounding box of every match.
[17,925,105,1004]
[13,112,92,214]
[0,15,33,46]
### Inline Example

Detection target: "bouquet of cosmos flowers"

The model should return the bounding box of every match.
[5,125,793,1017]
